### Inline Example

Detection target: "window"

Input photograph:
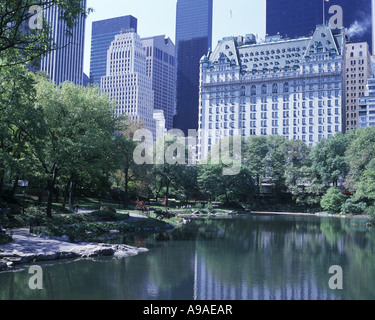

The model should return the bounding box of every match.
[251,85,256,96]
[272,83,278,94]
[262,84,267,95]
[284,82,289,93]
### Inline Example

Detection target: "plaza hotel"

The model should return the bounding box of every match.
[198,25,346,160]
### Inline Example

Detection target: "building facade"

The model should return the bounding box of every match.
[174,0,213,135]
[359,78,375,128]
[266,0,373,54]
[344,42,372,131]
[101,31,156,136]
[90,15,138,86]
[38,0,86,85]
[142,35,176,130]
[198,25,346,160]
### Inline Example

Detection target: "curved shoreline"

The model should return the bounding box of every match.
[0,228,148,271]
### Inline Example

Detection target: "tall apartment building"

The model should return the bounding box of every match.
[101,31,156,136]
[345,42,371,131]
[38,1,86,85]
[174,0,213,135]
[266,0,373,53]
[141,35,176,130]
[90,15,138,86]
[198,25,346,160]
[359,77,375,128]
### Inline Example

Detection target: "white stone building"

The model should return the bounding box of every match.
[101,31,156,136]
[198,25,346,160]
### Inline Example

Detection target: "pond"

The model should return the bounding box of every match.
[0,214,374,300]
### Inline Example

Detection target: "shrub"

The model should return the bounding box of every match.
[0,233,12,245]
[341,198,368,215]
[320,187,346,213]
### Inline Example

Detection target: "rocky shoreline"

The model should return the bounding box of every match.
[0,228,148,271]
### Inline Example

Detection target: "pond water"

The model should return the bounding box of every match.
[1,214,374,300]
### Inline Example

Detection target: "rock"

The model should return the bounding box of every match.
[0,261,7,270]
[109,229,120,234]
[37,252,58,261]
[58,251,77,259]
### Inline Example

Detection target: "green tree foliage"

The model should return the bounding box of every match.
[243,136,268,202]
[310,132,349,187]
[320,187,346,213]
[0,61,40,196]
[0,0,91,66]
[30,75,120,216]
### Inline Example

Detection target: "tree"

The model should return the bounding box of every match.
[197,162,255,205]
[243,136,268,203]
[31,76,119,217]
[265,135,288,198]
[0,61,40,197]
[345,127,375,191]
[0,0,91,67]
[310,132,349,187]
[320,187,346,213]
[151,134,188,206]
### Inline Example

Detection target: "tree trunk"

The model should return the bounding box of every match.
[46,165,58,218]
[256,174,261,204]
[10,176,19,198]
[38,182,44,206]
[68,179,75,211]
[124,166,129,208]
[165,179,170,207]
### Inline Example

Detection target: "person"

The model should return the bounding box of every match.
[74,204,79,213]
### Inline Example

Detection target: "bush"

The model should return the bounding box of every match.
[0,232,12,245]
[341,198,368,215]
[320,187,346,213]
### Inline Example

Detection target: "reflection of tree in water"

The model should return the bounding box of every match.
[1,216,374,299]
[192,216,349,299]
[319,217,375,300]
[144,241,196,298]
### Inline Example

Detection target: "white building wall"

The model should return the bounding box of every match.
[198,25,346,160]
[101,32,156,137]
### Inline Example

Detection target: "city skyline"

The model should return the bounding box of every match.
[83,0,266,75]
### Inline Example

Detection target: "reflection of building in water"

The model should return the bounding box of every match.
[193,249,338,300]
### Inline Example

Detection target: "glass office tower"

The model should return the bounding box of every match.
[174,0,213,135]
[266,0,373,53]
[37,0,87,85]
[90,15,137,86]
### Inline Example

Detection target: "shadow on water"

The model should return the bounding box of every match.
[1,214,374,300]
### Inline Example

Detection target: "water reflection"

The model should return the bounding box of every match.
[0,214,374,300]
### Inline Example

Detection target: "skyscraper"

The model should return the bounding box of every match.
[142,35,176,130]
[345,42,372,131]
[266,0,373,53]
[38,0,87,85]
[90,15,138,86]
[174,0,213,135]
[101,31,156,136]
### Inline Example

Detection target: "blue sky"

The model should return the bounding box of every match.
[83,0,266,75]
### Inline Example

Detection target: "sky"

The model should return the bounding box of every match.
[83,0,266,75]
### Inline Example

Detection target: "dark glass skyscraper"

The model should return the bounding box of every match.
[174,0,213,135]
[90,15,137,85]
[32,0,87,85]
[266,0,373,53]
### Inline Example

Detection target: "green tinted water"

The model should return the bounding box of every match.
[1,214,374,300]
